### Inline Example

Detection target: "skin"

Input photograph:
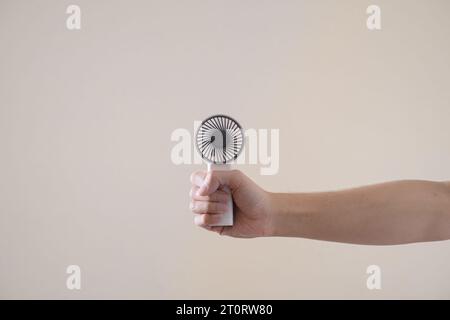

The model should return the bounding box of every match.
[189,170,450,245]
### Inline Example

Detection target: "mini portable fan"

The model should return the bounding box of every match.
[195,115,244,226]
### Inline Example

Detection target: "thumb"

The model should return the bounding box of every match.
[197,170,243,196]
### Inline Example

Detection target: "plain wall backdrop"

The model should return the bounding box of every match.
[1,0,450,299]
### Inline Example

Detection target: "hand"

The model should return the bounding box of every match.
[189,170,274,238]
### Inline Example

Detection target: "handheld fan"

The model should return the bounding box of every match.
[195,115,244,226]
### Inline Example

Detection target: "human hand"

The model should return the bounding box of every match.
[189,170,274,238]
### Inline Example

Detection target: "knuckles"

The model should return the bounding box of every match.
[190,201,228,214]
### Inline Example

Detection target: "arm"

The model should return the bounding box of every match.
[189,170,450,245]
[271,180,450,245]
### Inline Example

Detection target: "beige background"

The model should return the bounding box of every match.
[1,0,450,299]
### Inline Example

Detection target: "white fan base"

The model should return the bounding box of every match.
[207,163,234,227]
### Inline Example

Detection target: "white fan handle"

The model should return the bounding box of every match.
[207,163,233,226]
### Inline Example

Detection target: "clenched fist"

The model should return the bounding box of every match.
[189,170,274,238]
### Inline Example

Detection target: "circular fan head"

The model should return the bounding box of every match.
[196,115,244,164]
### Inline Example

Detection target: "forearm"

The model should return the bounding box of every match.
[269,180,450,245]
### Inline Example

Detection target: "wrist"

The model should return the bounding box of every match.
[264,192,279,237]
[267,192,319,237]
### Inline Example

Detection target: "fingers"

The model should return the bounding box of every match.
[190,170,243,234]
[190,200,229,215]
[190,170,243,196]
[196,221,228,236]
[189,186,229,202]
[194,214,227,227]
[190,170,207,188]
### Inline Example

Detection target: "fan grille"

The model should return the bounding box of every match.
[196,115,244,164]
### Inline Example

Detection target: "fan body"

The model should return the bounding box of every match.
[195,115,244,226]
